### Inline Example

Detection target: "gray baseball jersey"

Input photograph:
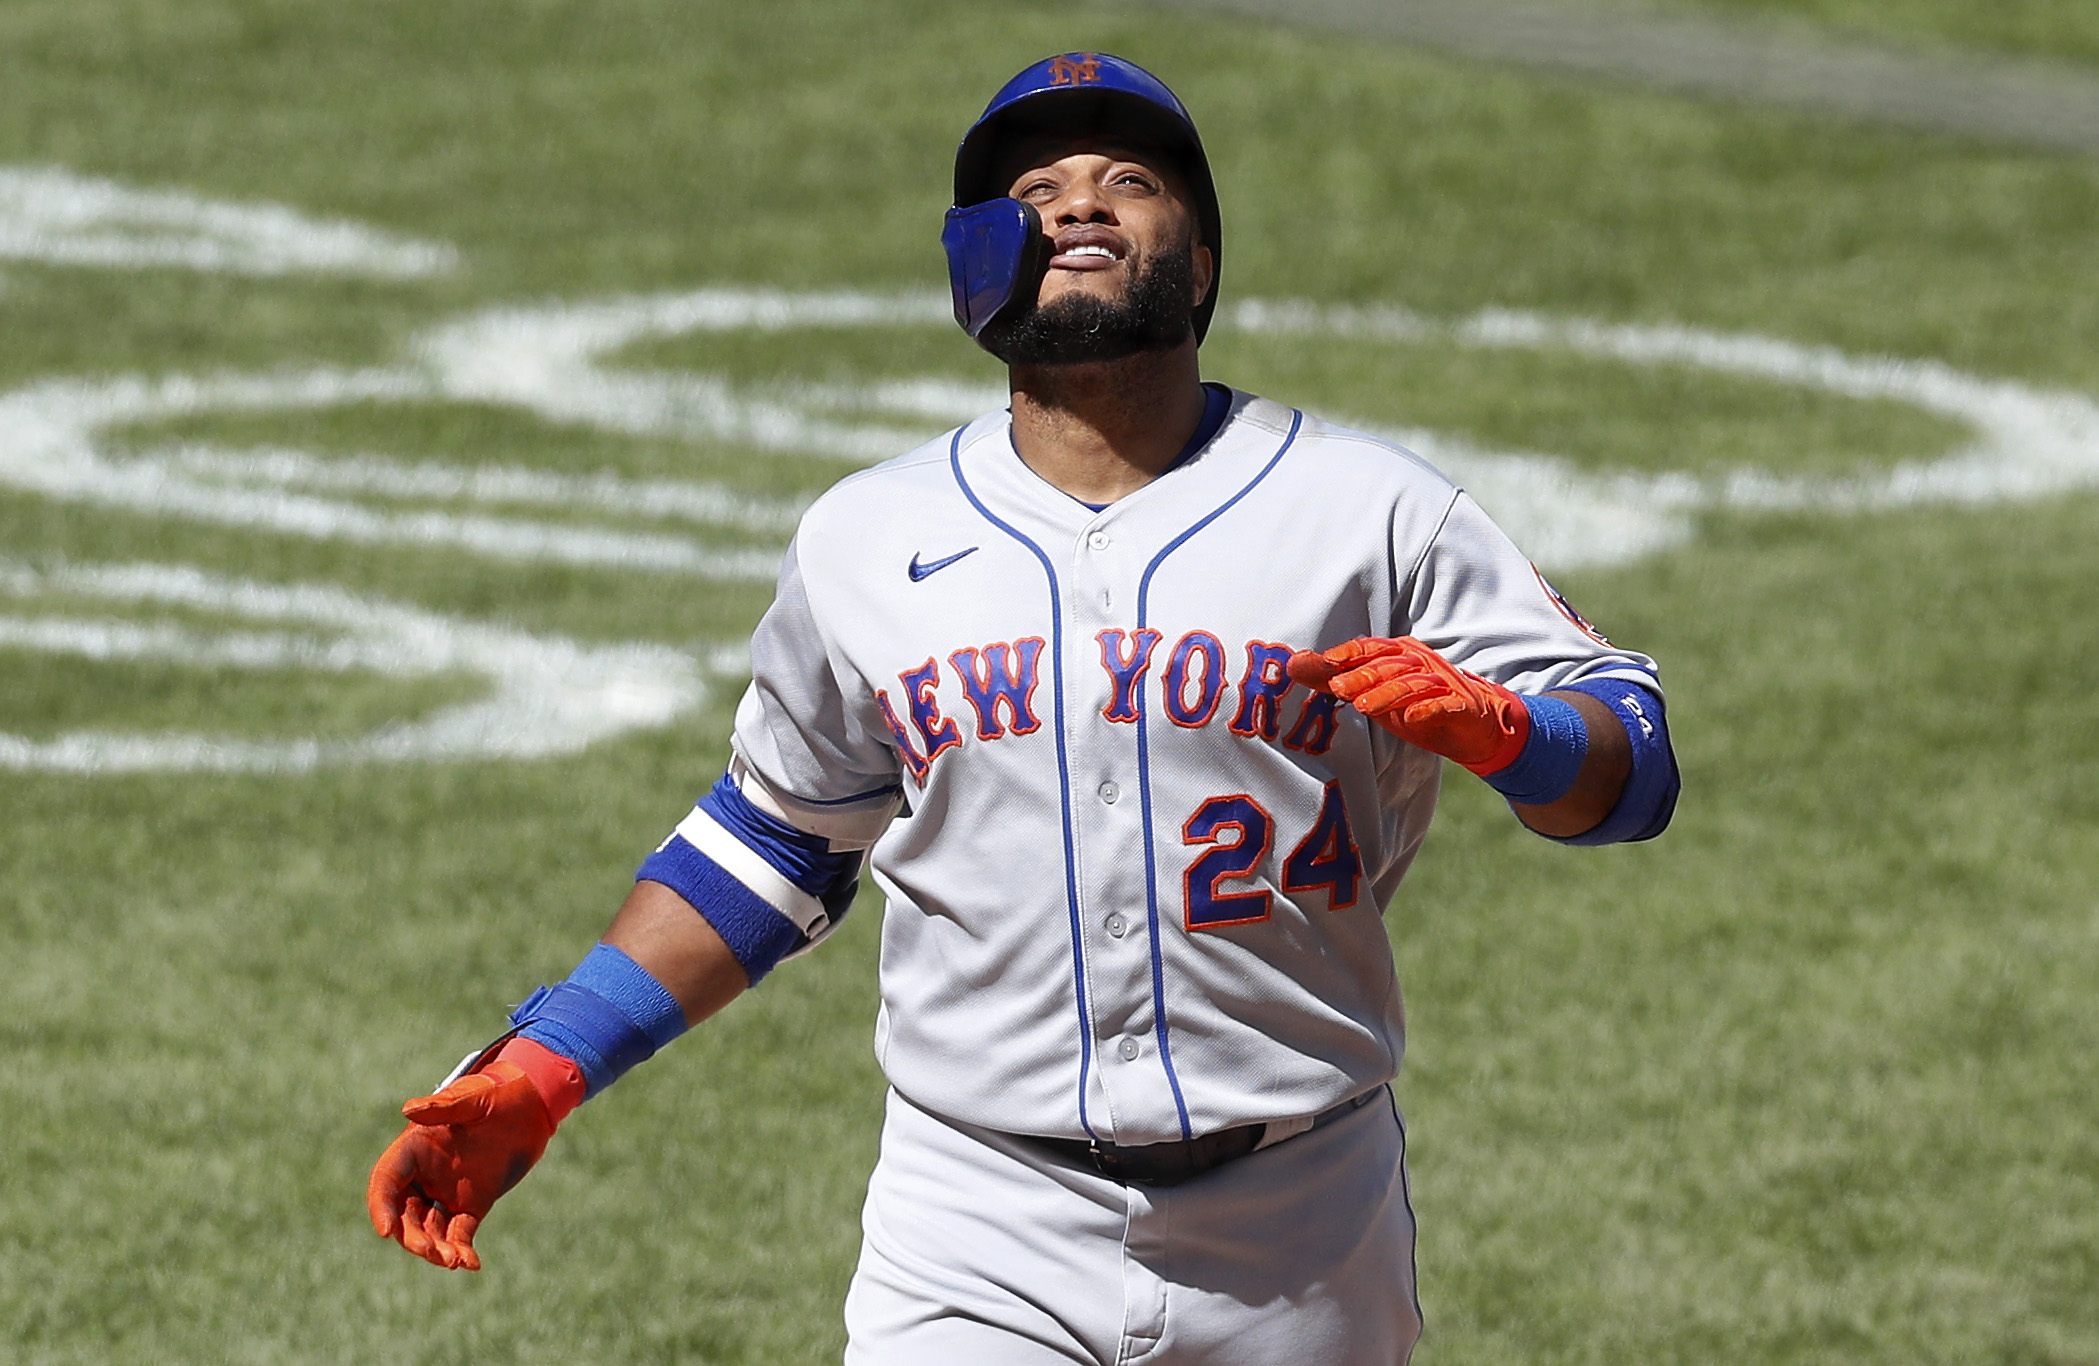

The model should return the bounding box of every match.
[730,389,1658,1146]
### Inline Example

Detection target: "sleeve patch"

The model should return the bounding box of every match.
[1532,564,1612,646]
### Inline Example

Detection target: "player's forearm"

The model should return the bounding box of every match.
[501,766,865,1097]
[603,878,751,1028]
[1509,690,1631,837]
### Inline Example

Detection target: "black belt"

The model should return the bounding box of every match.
[1023,1089,1383,1188]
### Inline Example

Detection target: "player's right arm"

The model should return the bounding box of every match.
[365,766,885,1271]
[367,535,904,1271]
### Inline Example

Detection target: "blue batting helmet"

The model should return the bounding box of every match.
[944,53,1222,344]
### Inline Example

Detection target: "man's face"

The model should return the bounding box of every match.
[977,136,1215,367]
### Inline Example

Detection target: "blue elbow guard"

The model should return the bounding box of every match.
[1552,678,1679,846]
[635,771,865,986]
[513,942,689,1099]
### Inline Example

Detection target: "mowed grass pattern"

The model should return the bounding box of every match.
[1558,0,2099,68]
[2,1,2097,1362]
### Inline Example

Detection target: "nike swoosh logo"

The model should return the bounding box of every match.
[908,547,978,582]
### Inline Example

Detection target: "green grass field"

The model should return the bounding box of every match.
[4,1,2098,1361]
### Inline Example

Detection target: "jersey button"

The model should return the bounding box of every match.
[1118,1037,1141,1061]
[1088,531,1111,551]
[1105,912,1127,938]
[1097,780,1119,804]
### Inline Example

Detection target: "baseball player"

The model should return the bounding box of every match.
[367,53,1679,1364]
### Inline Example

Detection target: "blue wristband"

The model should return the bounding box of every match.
[513,943,689,1099]
[1482,694,1589,806]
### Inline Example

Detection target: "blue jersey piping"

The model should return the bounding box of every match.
[948,425,1099,1141]
[1133,408,1304,1140]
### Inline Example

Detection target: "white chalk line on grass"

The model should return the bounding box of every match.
[24,285,2098,576]
[8,283,2099,770]
[0,166,456,277]
[417,289,986,461]
[413,287,2099,564]
[0,560,704,774]
[0,290,1001,588]
[0,367,800,581]
[148,442,806,533]
[1223,296,2099,566]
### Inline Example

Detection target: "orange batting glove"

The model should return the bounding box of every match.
[366,1038,584,1271]
[1288,636,1530,774]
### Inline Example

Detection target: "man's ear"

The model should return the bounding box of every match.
[1192,242,1216,306]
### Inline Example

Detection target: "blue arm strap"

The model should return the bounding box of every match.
[1551,677,1680,846]
[633,771,865,986]
[513,942,688,1100]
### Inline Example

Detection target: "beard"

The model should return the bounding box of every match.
[978,242,1198,366]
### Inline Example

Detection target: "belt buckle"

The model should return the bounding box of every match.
[1086,1138,1172,1186]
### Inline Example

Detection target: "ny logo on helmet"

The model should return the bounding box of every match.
[1048,54,1102,86]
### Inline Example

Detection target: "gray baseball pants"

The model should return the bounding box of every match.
[844,1086,1422,1364]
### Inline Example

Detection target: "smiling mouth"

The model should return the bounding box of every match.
[1050,242,1123,272]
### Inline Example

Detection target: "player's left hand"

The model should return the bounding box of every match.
[365,1060,558,1271]
[1288,636,1528,774]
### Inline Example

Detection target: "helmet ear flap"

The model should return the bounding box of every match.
[941,198,1053,340]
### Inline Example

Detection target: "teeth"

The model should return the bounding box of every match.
[1064,244,1115,259]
